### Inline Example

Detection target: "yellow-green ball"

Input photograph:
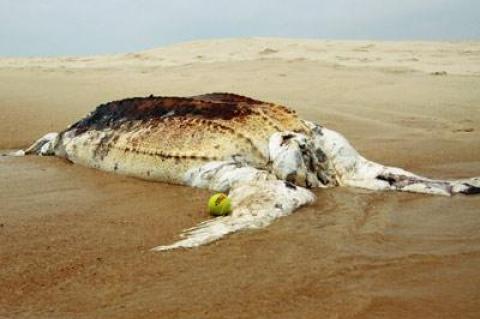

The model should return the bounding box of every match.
[207,193,232,216]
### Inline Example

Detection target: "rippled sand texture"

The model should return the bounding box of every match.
[1,39,480,318]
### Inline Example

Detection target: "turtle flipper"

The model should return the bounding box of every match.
[24,132,59,156]
[460,184,480,195]
[452,178,480,195]
[151,179,314,251]
[311,125,480,196]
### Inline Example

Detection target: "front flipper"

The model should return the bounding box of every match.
[310,125,480,196]
[151,180,314,251]
[24,132,59,155]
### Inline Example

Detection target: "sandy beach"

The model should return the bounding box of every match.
[1,38,480,318]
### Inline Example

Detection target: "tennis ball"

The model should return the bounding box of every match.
[207,193,232,216]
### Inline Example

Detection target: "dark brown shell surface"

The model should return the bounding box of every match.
[58,93,310,183]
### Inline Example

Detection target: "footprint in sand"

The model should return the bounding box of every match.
[259,48,279,55]
[453,128,475,133]
[352,43,376,52]
[398,57,420,62]
[287,57,306,63]
[430,71,448,76]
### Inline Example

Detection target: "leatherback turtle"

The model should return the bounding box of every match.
[24,93,480,250]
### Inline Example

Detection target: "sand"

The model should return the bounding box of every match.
[1,38,479,318]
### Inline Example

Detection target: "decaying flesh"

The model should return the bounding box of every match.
[24,93,480,250]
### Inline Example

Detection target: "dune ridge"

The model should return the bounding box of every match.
[2,38,480,75]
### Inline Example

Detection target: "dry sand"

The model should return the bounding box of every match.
[1,38,480,318]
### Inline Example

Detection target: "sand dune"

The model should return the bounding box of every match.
[1,38,479,318]
[2,38,480,75]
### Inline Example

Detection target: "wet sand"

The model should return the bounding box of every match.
[1,39,480,318]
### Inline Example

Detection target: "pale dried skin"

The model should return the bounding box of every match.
[152,178,315,251]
